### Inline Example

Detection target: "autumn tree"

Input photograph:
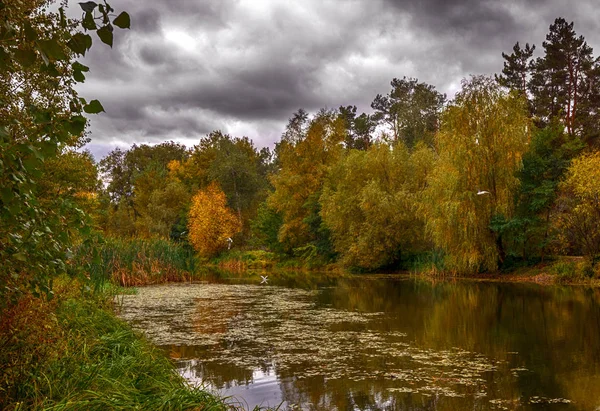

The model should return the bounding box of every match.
[424,77,530,274]
[371,77,446,147]
[192,132,269,225]
[99,142,189,238]
[268,110,345,252]
[553,151,600,264]
[187,183,242,258]
[99,142,188,205]
[321,143,434,270]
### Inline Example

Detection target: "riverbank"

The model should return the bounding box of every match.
[0,278,228,411]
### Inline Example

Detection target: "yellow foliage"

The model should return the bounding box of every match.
[424,77,531,274]
[554,151,600,262]
[187,183,242,258]
[268,112,344,249]
[321,142,435,269]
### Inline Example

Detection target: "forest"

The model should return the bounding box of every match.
[2,0,600,409]
[90,17,600,276]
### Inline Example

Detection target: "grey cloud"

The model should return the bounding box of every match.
[75,0,600,160]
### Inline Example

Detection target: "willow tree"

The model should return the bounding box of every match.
[424,77,531,274]
[320,143,434,270]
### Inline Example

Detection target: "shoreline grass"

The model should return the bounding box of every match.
[74,237,200,287]
[0,279,228,410]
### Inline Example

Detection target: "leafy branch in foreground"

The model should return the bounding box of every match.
[0,0,129,302]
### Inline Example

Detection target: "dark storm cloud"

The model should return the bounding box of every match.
[76,0,600,159]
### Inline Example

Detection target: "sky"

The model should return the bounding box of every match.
[72,0,600,161]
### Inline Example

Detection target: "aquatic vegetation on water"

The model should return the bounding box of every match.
[119,284,505,403]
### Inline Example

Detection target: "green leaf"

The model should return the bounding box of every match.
[33,109,51,124]
[0,47,9,65]
[0,125,8,140]
[78,1,97,13]
[96,25,113,47]
[40,62,60,77]
[67,33,93,55]
[113,12,131,29]
[73,61,90,72]
[67,115,87,135]
[23,22,37,41]
[38,39,68,61]
[13,253,27,262]
[83,100,104,114]
[73,69,86,82]
[73,61,90,83]
[82,11,96,30]
[0,187,13,204]
[14,49,36,67]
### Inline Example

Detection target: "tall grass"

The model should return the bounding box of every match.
[0,280,228,410]
[75,237,200,287]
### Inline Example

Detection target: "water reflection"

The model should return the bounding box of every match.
[117,275,600,410]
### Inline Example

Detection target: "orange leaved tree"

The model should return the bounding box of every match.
[187,183,242,258]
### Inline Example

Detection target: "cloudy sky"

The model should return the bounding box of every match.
[73,0,600,160]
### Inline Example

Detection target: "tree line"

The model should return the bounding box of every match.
[87,17,600,274]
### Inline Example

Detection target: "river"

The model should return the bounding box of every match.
[117,273,600,410]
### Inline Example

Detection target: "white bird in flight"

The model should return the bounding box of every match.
[227,237,233,249]
[260,275,269,284]
[477,190,491,195]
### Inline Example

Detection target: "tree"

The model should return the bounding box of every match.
[424,77,530,274]
[321,143,434,270]
[496,42,535,97]
[554,151,600,264]
[99,142,189,238]
[501,123,582,261]
[268,110,344,252]
[337,105,376,150]
[193,131,269,227]
[529,18,599,142]
[0,0,129,299]
[187,183,242,258]
[371,77,446,147]
[99,142,188,205]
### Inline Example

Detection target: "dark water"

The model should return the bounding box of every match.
[117,273,600,410]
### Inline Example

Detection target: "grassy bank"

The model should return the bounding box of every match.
[0,280,227,410]
[409,254,600,286]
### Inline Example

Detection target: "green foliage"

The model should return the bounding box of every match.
[371,77,446,147]
[0,0,128,301]
[250,201,285,253]
[99,142,190,238]
[190,131,270,233]
[499,123,583,262]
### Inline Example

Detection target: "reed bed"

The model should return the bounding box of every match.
[75,237,200,287]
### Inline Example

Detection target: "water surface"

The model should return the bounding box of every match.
[117,274,600,410]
